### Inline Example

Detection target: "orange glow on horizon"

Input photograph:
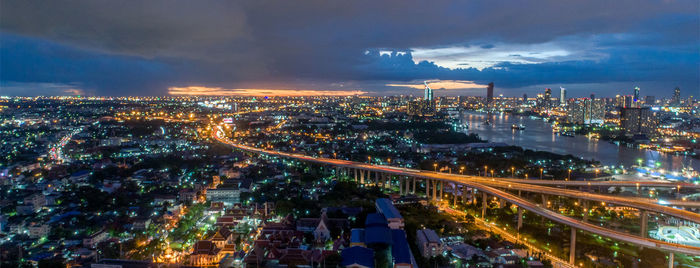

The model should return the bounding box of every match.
[386,80,485,90]
[168,86,366,96]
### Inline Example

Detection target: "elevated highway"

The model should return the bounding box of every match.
[213,127,700,258]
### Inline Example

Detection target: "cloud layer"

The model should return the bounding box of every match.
[1,0,698,97]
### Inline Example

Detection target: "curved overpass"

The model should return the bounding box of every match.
[440,175,700,211]
[213,127,700,255]
[493,178,700,190]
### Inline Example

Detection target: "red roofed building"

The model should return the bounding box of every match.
[189,240,223,266]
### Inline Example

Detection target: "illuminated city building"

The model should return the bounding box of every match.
[567,98,605,125]
[620,107,658,136]
[559,87,567,106]
[673,87,681,105]
[486,82,494,104]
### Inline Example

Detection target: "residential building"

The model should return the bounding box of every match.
[416,228,442,258]
[375,198,404,229]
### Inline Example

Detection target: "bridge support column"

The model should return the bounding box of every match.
[405,177,410,194]
[542,194,548,208]
[386,174,391,189]
[640,210,648,238]
[570,228,576,265]
[354,169,357,182]
[517,207,523,230]
[439,181,444,201]
[498,198,505,209]
[360,169,364,184]
[453,184,457,207]
[412,177,416,194]
[482,192,488,218]
[472,189,477,205]
[426,179,430,198]
[399,179,403,195]
[669,252,674,268]
[462,186,468,203]
[433,180,437,201]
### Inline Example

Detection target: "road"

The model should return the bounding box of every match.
[440,204,574,268]
[213,126,700,256]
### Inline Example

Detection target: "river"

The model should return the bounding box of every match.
[460,112,700,172]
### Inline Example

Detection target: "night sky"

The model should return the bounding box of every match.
[1,0,698,97]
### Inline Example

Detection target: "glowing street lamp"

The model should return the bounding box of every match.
[434,163,438,172]
[539,168,544,179]
[511,167,515,178]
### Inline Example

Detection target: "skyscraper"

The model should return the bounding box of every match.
[424,81,433,101]
[544,88,552,109]
[567,98,604,125]
[486,82,494,104]
[522,93,528,103]
[620,107,657,136]
[633,86,640,103]
[559,87,567,106]
[673,87,681,105]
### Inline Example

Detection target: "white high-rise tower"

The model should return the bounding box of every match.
[560,87,567,106]
[424,81,433,101]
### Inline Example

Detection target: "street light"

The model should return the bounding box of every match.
[434,163,438,172]
[511,167,515,178]
[484,166,488,177]
[539,168,543,179]
[460,166,465,175]
[568,169,572,181]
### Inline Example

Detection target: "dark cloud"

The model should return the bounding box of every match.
[0,0,698,96]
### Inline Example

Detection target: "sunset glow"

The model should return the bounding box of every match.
[386,80,485,90]
[168,86,366,96]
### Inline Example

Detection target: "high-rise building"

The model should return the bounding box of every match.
[620,107,657,136]
[408,99,435,117]
[616,95,635,108]
[615,95,623,107]
[633,86,640,103]
[522,94,528,103]
[486,82,494,104]
[544,88,552,109]
[559,87,566,106]
[673,87,681,105]
[536,93,544,108]
[567,98,604,125]
[424,81,433,101]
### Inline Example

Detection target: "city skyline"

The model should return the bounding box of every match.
[1,2,700,267]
